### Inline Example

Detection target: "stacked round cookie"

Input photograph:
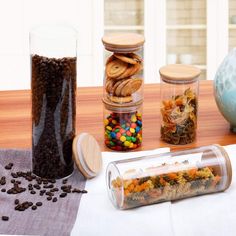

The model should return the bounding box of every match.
[105,53,143,103]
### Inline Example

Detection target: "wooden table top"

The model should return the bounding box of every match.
[0,80,235,151]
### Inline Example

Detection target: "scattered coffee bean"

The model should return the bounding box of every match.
[29,202,33,206]
[14,199,19,205]
[62,179,68,184]
[0,177,6,185]
[30,190,36,194]
[31,205,37,210]
[47,196,52,201]
[1,188,6,192]
[60,193,67,198]
[2,216,9,221]
[11,179,15,184]
[81,190,88,194]
[5,163,13,170]
[16,181,21,184]
[11,173,18,178]
[36,202,42,207]
[52,197,57,202]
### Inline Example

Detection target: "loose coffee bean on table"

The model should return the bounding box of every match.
[60,193,67,198]
[14,199,19,205]
[47,196,52,201]
[1,188,6,192]
[5,163,13,170]
[52,197,57,202]
[31,54,76,179]
[32,205,37,210]
[2,216,9,221]
[36,202,42,207]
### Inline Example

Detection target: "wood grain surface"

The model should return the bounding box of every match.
[0,81,235,152]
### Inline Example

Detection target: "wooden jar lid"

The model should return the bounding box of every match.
[102,33,145,52]
[72,133,102,179]
[159,64,201,84]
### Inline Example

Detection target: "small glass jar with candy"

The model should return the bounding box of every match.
[103,99,142,151]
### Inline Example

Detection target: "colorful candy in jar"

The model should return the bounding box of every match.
[104,111,142,151]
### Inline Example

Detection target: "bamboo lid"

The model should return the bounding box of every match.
[72,133,102,179]
[102,97,143,112]
[159,64,201,84]
[102,33,145,52]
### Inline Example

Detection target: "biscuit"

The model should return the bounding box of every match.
[106,55,115,65]
[111,79,126,95]
[115,78,132,97]
[105,77,115,93]
[108,95,132,103]
[121,78,143,97]
[117,62,142,80]
[106,59,129,78]
[113,53,138,65]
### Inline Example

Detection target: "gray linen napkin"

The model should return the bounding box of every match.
[0,149,86,236]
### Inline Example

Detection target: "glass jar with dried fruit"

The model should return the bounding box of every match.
[103,99,143,151]
[106,145,232,209]
[30,26,77,179]
[159,64,201,145]
[102,33,144,105]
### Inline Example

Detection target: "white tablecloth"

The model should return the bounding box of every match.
[71,145,236,236]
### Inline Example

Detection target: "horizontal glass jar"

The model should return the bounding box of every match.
[106,145,232,210]
[102,33,144,105]
[103,99,143,151]
[159,64,201,145]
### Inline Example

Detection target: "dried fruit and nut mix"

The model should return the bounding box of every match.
[103,101,142,151]
[106,145,232,210]
[159,64,201,145]
[31,55,76,179]
[102,33,144,104]
[160,88,197,145]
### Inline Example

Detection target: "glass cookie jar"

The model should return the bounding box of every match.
[106,145,232,210]
[159,64,201,145]
[103,99,143,151]
[102,33,145,105]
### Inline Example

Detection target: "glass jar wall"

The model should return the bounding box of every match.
[106,145,232,210]
[159,64,200,145]
[30,25,77,179]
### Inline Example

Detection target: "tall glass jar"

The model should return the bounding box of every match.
[102,33,144,105]
[159,64,201,145]
[30,25,77,179]
[103,99,143,151]
[106,144,232,210]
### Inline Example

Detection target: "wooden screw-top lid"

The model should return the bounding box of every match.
[72,133,102,179]
[102,33,145,52]
[159,64,201,84]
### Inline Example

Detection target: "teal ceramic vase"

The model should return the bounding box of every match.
[214,48,236,133]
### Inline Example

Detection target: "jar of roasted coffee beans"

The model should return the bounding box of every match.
[103,99,143,151]
[102,33,144,105]
[159,64,201,145]
[106,144,232,209]
[30,26,77,179]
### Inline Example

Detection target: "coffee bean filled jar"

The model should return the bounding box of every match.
[30,26,77,179]
[106,144,232,209]
[103,99,143,151]
[159,64,201,145]
[102,33,145,105]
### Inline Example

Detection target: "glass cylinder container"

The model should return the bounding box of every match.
[102,33,144,105]
[159,64,201,145]
[106,144,232,210]
[30,25,77,179]
[103,99,143,151]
